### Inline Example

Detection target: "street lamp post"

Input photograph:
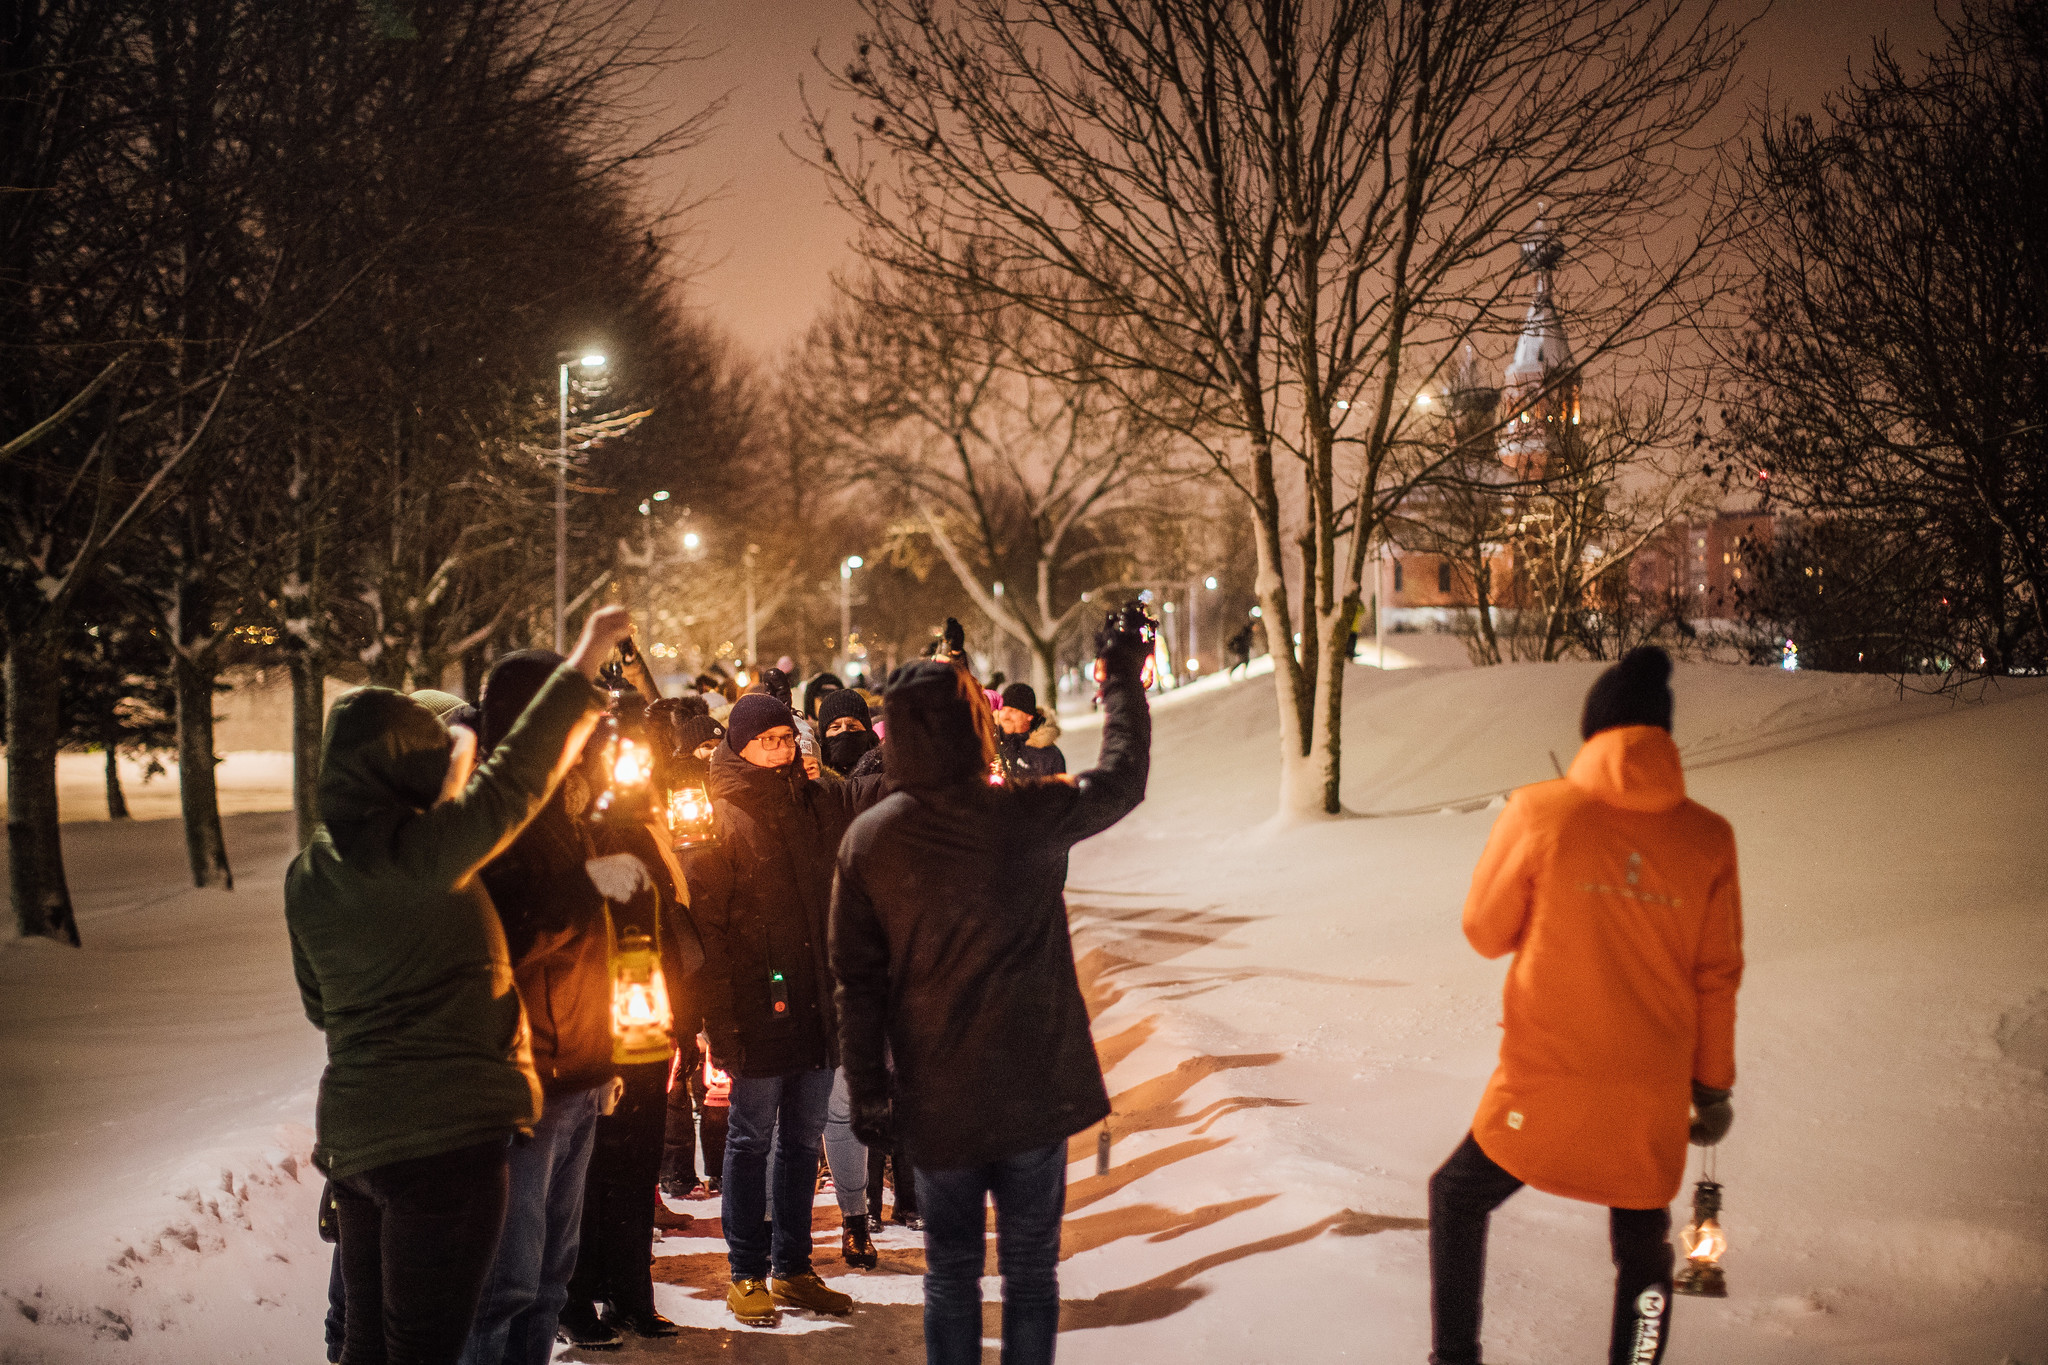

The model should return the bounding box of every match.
[555,350,607,653]
[744,543,759,669]
[840,555,864,676]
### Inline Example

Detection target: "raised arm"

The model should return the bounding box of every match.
[396,607,632,884]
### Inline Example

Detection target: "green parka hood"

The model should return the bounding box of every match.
[317,687,458,863]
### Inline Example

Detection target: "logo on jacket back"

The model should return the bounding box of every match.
[1579,851,1683,909]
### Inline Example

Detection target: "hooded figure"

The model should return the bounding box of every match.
[288,612,621,1365]
[1427,646,1744,1365]
[830,634,1151,1365]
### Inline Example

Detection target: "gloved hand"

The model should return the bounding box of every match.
[850,1095,895,1149]
[1689,1082,1734,1146]
[1094,601,1158,687]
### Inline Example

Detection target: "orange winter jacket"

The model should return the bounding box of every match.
[1464,725,1744,1210]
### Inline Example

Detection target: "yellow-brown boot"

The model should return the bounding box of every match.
[770,1270,853,1316]
[727,1277,779,1327]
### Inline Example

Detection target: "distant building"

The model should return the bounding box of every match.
[1375,218,1771,634]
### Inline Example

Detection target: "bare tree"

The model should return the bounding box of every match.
[1722,0,2048,676]
[808,0,1744,814]
[802,282,1161,704]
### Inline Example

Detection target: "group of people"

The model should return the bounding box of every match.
[285,592,1741,1365]
[284,604,1129,1365]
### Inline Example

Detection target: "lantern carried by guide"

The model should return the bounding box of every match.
[1675,1175,1729,1297]
[665,783,718,850]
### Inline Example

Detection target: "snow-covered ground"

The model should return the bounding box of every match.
[3,655,2044,1363]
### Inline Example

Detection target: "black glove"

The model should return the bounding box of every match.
[1689,1082,1734,1146]
[940,616,967,663]
[1094,601,1159,686]
[850,1095,895,1149]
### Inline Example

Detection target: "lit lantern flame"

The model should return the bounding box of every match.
[609,930,673,1066]
[613,739,647,787]
[665,783,718,850]
[1683,1218,1727,1265]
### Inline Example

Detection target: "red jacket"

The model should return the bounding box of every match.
[1463,725,1744,1209]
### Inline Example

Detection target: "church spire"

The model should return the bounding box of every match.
[1499,213,1579,478]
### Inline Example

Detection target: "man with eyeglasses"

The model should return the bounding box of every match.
[678,692,885,1328]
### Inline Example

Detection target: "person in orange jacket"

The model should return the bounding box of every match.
[1428,646,1743,1365]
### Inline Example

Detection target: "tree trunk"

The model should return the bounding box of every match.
[1315,599,1357,815]
[1028,636,1058,718]
[288,650,325,849]
[102,740,130,821]
[5,634,82,944]
[172,652,233,888]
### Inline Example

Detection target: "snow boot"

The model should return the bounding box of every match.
[728,1278,778,1327]
[770,1270,854,1316]
[556,1300,623,1351]
[841,1214,879,1269]
[602,1302,680,1338]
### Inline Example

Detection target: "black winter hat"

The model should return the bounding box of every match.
[883,660,987,789]
[999,682,1038,715]
[479,650,567,752]
[803,672,845,718]
[1580,646,1675,740]
[675,714,725,755]
[817,686,872,731]
[725,693,795,754]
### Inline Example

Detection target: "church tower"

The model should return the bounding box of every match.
[1498,217,1580,480]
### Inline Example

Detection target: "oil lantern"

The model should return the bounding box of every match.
[609,923,673,1066]
[665,783,719,850]
[1674,1178,1728,1297]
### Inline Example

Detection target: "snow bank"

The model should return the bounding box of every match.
[3,658,2043,1362]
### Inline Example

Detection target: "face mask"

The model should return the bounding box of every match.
[824,729,877,773]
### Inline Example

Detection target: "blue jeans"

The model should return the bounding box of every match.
[917,1141,1067,1365]
[823,1067,869,1219]
[722,1067,834,1280]
[458,1084,603,1365]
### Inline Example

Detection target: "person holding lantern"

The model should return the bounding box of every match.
[1426,646,1744,1365]
[286,605,633,1365]
[456,648,650,1362]
[829,604,1156,1365]
[680,692,888,1327]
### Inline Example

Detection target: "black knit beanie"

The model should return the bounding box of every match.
[1580,646,1675,740]
[817,686,872,732]
[675,714,725,755]
[1000,682,1039,715]
[725,693,795,754]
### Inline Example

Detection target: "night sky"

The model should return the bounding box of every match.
[629,0,1952,361]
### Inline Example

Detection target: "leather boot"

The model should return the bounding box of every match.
[840,1213,879,1269]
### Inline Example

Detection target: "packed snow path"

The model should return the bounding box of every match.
[3,657,2044,1362]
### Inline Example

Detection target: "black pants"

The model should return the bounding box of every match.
[659,1037,706,1189]
[1428,1132,1674,1365]
[867,1139,919,1222]
[566,1060,670,1316]
[332,1138,511,1365]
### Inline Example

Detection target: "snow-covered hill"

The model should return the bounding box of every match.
[2,657,2043,1362]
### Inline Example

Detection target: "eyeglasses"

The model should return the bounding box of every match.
[752,731,797,753]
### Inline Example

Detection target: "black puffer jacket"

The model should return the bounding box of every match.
[831,668,1150,1169]
[681,745,883,1078]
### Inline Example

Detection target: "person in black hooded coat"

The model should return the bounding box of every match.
[829,625,1152,1365]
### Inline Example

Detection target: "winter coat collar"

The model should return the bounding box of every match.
[1566,725,1686,813]
[707,740,803,813]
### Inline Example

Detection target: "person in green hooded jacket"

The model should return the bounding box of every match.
[287,606,634,1365]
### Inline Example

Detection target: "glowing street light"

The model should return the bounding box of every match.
[681,531,701,552]
[840,555,865,673]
